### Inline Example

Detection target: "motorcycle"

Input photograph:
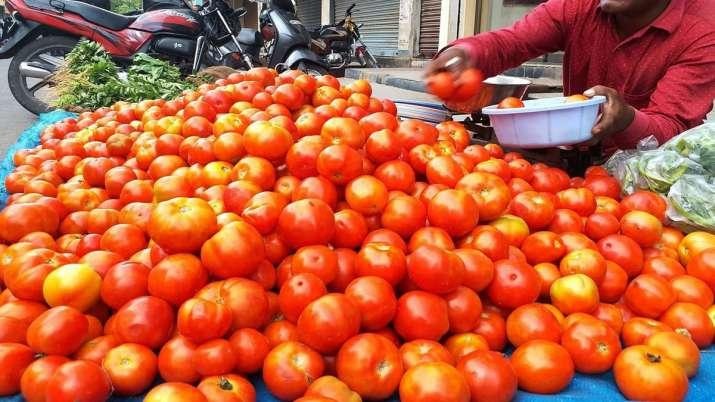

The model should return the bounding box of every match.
[309,3,379,72]
[0,0,258,114]
[251,0,327,75]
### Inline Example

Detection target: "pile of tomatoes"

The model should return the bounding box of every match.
[1,67,715,402]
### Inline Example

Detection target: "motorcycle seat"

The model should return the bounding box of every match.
[26,0,138,31]
[238,28,263,47]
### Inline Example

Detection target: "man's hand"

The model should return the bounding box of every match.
[584,85,636,139]
[424,47,472,77]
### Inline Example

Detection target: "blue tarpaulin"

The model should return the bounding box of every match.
[1,113,714,401]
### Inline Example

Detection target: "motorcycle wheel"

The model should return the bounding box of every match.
[297,61,328,76]
[8,35,78,115]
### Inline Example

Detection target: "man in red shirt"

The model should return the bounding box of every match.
[428,0,715,149]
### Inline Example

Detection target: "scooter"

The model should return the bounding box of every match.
[310,3,379,72]
[0,0,256,114]
[250,0,327,75]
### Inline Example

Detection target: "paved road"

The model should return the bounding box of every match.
[0,59,36,158]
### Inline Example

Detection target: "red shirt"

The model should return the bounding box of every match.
[452,0,715,149]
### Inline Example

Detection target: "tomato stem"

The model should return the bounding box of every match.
[646,352,662,363]
[218,377,234,391]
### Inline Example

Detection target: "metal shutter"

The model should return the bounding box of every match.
[333,0,399,57]
[418,0,440,58]
[297,0,322,31]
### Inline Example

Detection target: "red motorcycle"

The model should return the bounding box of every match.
[0,0,260,114]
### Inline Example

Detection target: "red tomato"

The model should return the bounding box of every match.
[613,346,688,402]
[355,242,407,286]
[147,254,208,307]
[426,189,479,237]
[177,297,232,343]
[345,276,397,330]
[444,286,482,333]
[200,221,265,278]
[511,340,574,394]
[20,355,70,402]
[197,374,256,402]
[296,293,361,354]
[597,234,644,277]
[0,343,35,395]
[670,274,714,308]
[114,296,174,349]
[599,261,629,303]
[621,317,673,347]
[144,382,208,402]
[549,209,584,233]
[645,331,701,378]
[277,198,335,248]
[393,291,450,341]
[45,360,112,402]
[262,341,325,400]
[193,339,236,376]
[399,362,470,402]
[620,191,667,222]
[660,302,715,348]
[279,273,328,323]
[228,328,270,374]
[506,303,562,347]
[521,231,567,264]
[407,245,465,294]
[399,340,454,370]
[147,197,217,254]
[561,319,621,374]
[457,350,518,402]
[510,191,556,230]
[624,274,676,319]
[486,259,541,310]
[335,333,403,399]
[559,248,607,284]
[27,306,88,356]
[157,336,200,384]
[454,248,494,293]
[102,343,157,395]
[291,245,339,284]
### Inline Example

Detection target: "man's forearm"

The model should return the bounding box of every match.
[615,109,688,149]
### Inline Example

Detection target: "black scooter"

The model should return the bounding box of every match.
[248,0,327,75]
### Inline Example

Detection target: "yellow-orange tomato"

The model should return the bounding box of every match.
[564,94,589,102]
[645,331,700,378]
[678,231,715,265]
[42,263,102,312]
[549,274,599,315]
[489,214,530,247]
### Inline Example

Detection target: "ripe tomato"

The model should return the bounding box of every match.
[646,331,700,378]
[278,198,335,248]
[192,339,236,376]
[157,336,200,384]
[583,175,621,199]
[409,227,455,252]
[454,248,494,293]
[114,296,174,349]
[334,333,403,399]
[228,328,270,374]
[399,340,454,370]
[263,341,325,400]
[613,346,688,402]
[597,234,644,277]
[486,259,541,310]
[670,274,714,308]
[597,261,628,304]
[201,221,265,278]
[561,319,621,374]
[102,343,157,395]
[42,263,101,312]
[407,245,465,294]
[584,212,620,241]
[443,332,489,362]
[620,191,667,222]
[511,340,574,394]
[305,375,361,402]
[521,231,566,264]
[510,191,555,230]
[497,97,525,108]
[457,350,518,402]
[686,247,715,291]
[0,202,59,243]
[197,374,256,402]
[548,209,583,233]
[279,272,328,323]
[444,286,482,333]
[399,362,470,402]
[293,176,338,208]
[27,306,88,356]
[559,248,607,284]
[345,175,388,215]
[426,71,455,99]
[355,242,407,286]
[620,210,663,247]
[0,343,35,395]
[147,197,217,254]
[556,188,596,216]
[20,355,70,402]
[394,291,449,341]
[297,293,361,354]
[623,274,676,319]
[426,189,479,237]
[660,302,714,348]
[396,119,438,151]
[291,245,338,284]
[99,261,150,310]
[375,160,416,193]
[144,382,208,402]
[147,254,208,307]
[344,276,397,330]
[177,297,232,343]
[506,303,562,347]
[621,317,672,347]
[45,360,112,402]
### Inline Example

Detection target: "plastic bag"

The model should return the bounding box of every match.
[636,150,707,194]
[662,123,715,173]
[604,135,660,195]
[667,175,715,232]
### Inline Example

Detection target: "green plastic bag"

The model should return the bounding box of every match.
[667,175,715,232]
[662,123,715,173]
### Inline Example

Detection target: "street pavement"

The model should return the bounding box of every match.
[0,59,36,158]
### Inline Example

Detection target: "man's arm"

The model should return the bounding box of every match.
[608,34,715,149]
[446,0,573,77]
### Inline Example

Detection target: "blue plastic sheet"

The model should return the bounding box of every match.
[2,113,715,402]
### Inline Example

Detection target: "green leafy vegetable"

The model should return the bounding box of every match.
[662,123,715,174]
[668,175,715,231]
[636,150,706,194]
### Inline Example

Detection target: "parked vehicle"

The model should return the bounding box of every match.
[0,0,256,114]
[251,0,327,75]
[309,3,378,71]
